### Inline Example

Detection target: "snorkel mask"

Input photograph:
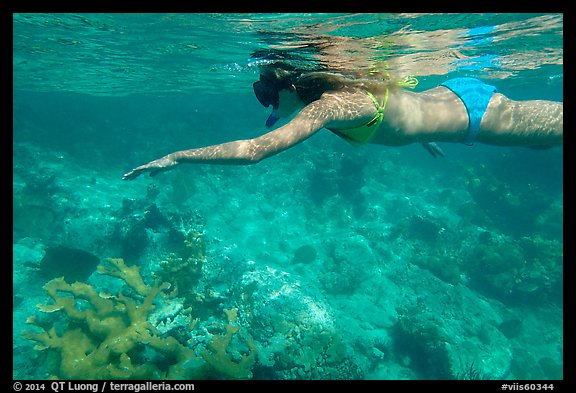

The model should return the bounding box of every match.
[253,76,279,109]
[253,75,281,127]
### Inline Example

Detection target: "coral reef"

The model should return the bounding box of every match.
[320,235,375,294]
[23,257,257,380]
[109,194,207,265]
[386,264,514,380]
[454,360,488,380]
[240,265,363,380]
[155,228,206,309]
[109,207,151,263]
[466,232,562,305]
[200,308,258,379]
[23,258,195,379]
[463,165,556,238]
[410,248,462,285]
[393,309,454,379]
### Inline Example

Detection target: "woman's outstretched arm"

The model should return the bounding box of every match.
[122,92,366,180]
[122,117,318,180]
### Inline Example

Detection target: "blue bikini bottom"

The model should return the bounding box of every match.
[440,77,497,145]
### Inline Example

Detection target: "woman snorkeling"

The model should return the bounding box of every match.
[122,62,562,180]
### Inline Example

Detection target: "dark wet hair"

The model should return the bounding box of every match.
[254,61,391,108]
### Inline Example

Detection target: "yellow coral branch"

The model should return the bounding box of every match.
[97,258,150,296]
[200,308,257,379]
[22,258,197,379]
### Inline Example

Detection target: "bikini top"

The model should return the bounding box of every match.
[329,76,418,144]
[330,89,389,144]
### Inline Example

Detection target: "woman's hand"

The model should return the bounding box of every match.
[122,154,178,180]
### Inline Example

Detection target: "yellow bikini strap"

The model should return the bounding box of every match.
[363,89,389,128]
[397,76,419,89]
[366,88,389,113]
[364,74,416,121]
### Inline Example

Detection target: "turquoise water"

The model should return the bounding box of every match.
[13,13,563,380]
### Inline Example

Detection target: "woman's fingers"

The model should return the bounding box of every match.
[122,155,176,180]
